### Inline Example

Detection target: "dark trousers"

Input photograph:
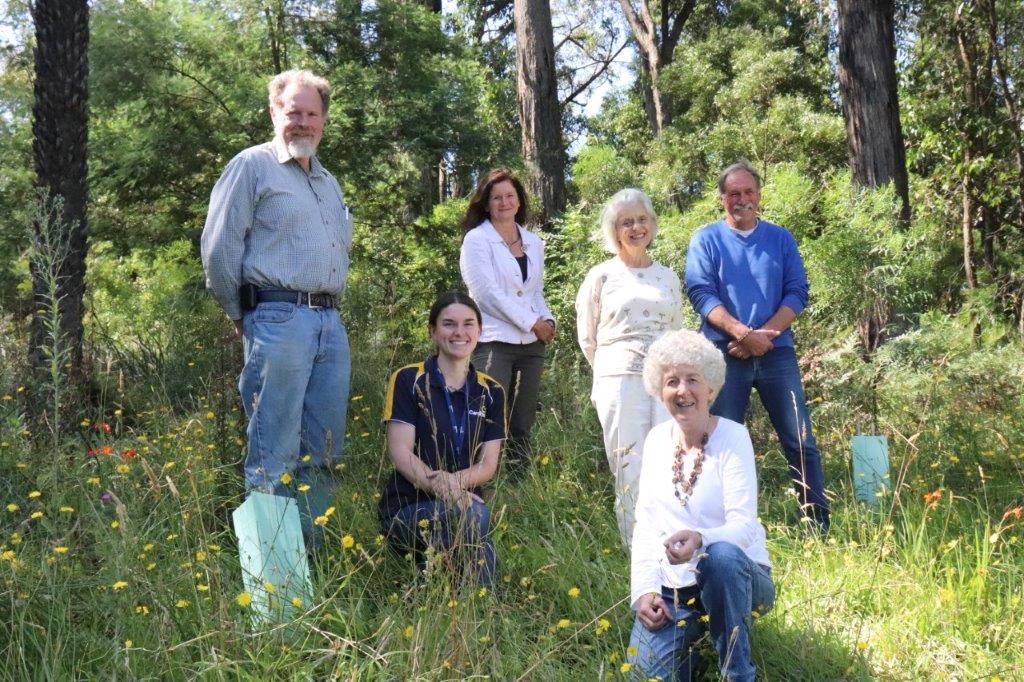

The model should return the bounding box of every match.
[712,344,830,531]
[472,340,546,473]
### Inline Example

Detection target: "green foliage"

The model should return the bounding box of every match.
[570,144,641,210]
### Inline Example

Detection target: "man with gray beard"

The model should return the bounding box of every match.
[201,70,353,548]
[684,160,830,533]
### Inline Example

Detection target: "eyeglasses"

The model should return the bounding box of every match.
[617,215,651,229]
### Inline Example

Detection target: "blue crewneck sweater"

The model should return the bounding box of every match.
[684,219,809,348]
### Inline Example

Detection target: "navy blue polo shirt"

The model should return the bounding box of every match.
[378,355,507,521]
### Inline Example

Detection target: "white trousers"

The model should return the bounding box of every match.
[591,374,671,549]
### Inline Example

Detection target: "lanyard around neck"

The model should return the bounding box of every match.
[434,366,469,456]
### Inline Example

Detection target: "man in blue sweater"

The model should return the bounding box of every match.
[685,160,829,532]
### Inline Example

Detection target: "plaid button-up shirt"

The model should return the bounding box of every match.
[201,138,353,320]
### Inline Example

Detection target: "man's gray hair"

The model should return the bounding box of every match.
[642,329,726,398]
[718,159,761,194]
[268,69,331,116]
[597,188,658,254]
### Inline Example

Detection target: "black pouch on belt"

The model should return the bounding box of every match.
[239,283,259,312]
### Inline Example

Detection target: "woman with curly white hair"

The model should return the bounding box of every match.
[628,329,774,681]
[575,188,683,549]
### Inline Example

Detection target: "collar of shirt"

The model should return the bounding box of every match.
[480,219,532,252]
[269,137,324,178]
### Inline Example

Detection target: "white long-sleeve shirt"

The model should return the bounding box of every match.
[630,417,770,608]
[575,258,683,376]
[460,220,554,344]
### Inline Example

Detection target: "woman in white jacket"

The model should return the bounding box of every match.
[459,168,556,476]
[575,188,682,548]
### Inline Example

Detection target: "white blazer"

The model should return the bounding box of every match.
[460,220,555,344]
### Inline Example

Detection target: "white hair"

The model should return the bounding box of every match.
[268,69,331,115]
[642,329,726,398]
[596,188,658,254]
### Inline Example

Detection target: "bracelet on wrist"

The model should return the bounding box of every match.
[736,327,752,343]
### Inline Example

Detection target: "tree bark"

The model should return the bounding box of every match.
[514,0,565,226]
[837,0,911,224]
[617,0,694,135]
[29,0,90,407]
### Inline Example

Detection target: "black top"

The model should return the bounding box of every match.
[378,355,507,521]
[515,254,528,281]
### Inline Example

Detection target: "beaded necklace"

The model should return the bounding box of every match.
[671,431,709,508]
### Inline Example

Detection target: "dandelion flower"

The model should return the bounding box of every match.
[291,597,303,608]
[135,604,150,615]
[59,506,74,513]
[1,550,16,561]
[567,587,580,598]
[195,551,206,561]
[341,535,355,549]
[619,662,632,673]
[279,473,293,485]
[6,504,18,512]
[263,581,275,594]
[313,515,328,527]
[596,618,610,634]
[31,511,44,520]
[557,618,570,629]
[111,520,119,529]
[53,546,68,554]
[236,592,252,607]
[112,580,128,590]
[297,484,311,493]
[28,491,41,499]
[87,477,100,486]
[197,584,209,592]
[626,646,637,656]
[175,599,189,608]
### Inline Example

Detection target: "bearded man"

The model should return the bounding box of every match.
[201,70,352,547]
[684,160,830,532]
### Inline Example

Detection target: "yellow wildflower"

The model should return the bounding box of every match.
[53,546,68,554]
[280,473,293,485]
[341,535,355,549]
[291,597,302,608]
[112,580,128,590]
[28,491,41,499]
[567,586,580,598]
[175,599,189,608]
[31,511,43,519]
[236,592,252,607]
[557,618,571,629]
[620,662,632,673]
[6,504,17,512]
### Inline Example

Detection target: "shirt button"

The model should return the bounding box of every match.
[516,291,523,297]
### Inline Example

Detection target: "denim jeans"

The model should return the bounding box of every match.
[383,498,496,586]
[629,542,775,682]
[472,340,546,473]
[239,302,350,548]
[712,344,830,530]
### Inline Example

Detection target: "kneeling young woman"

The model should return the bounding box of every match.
[378,292,506,584]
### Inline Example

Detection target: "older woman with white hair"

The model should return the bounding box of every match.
[627,329,774,681]
[575,188,683,549]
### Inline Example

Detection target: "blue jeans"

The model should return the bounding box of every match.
[712,344,830,530]
[629,542,775,682]
[239,302,350,548]
[383,499,496,586]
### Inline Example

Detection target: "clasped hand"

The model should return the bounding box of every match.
[532,318,556,344]
[427,470,482,511]
[727,328,779,359]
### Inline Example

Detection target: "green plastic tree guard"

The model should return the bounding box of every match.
[851,435,891,507]
[232,492,313,626]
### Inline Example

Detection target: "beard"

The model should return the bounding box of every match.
[286,135,318,160]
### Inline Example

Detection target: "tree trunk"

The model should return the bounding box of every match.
[29,0,90,418]
[514,0,565,227]
[837,0,911,224]
[962,169,977,289]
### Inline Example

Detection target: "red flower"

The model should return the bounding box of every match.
[93,422,112,434]
[119,449,137,461]
[1002,507,1023,522]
